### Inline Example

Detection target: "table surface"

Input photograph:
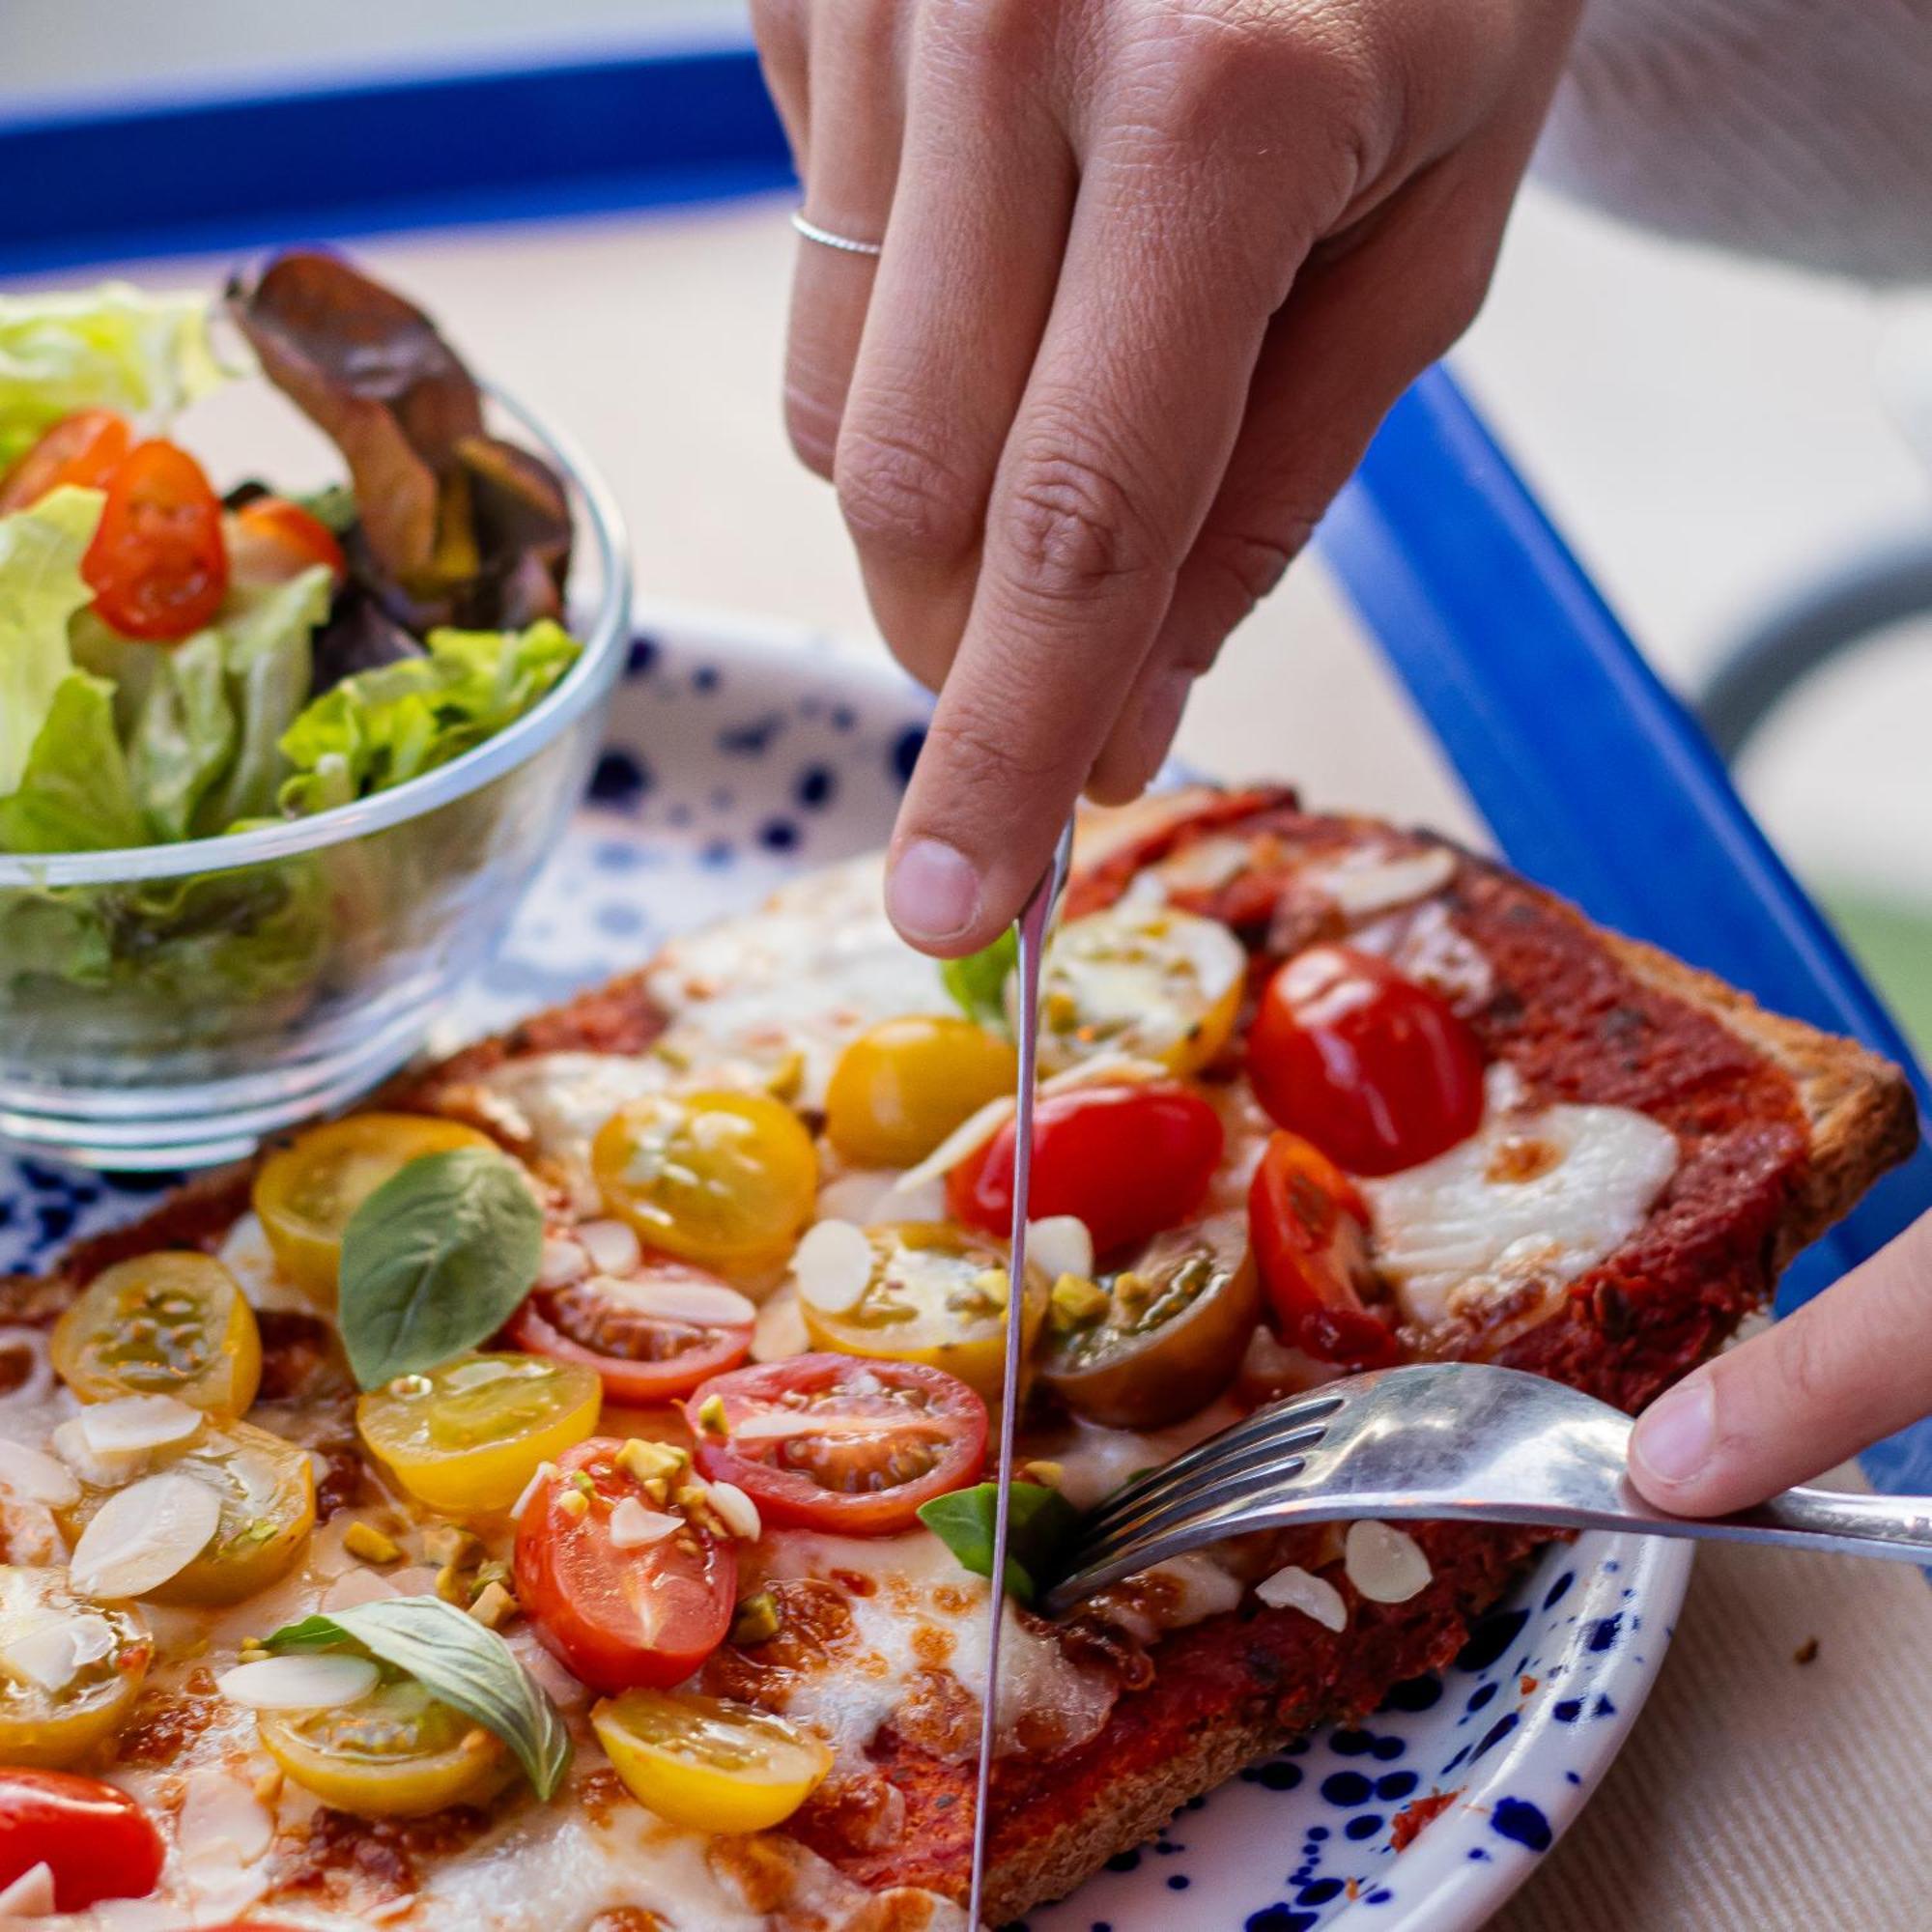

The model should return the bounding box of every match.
[20,193,1932,1932]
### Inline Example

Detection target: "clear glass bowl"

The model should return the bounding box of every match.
[0,391,631,1171]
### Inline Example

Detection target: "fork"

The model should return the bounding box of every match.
[1039,1361,1932,1614]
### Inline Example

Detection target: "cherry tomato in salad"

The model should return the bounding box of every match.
[225,495,349,588]
[1247,1130,1400,1369]
[687,1354,986,1536]
[81,439,228,640]
[0,1769,164,1911]
[508,1261,755,1406]
[515,1437,737,1694]
[0,410,130,513]
[947,1083,1224,1259]
[1246,945,1485,1177]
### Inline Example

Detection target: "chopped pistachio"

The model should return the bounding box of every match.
[695,1394,729,1436]
[569,1469,596,1495]
[421,1524,479,1569]
[1019,1460,1065,1488]
[617,1437,688,1486]
[342,1520,403,1566]
[730,1591,781,1646]
[473,1558,511,1593]
[1047,1272,1110,1330]
[971,1267,1010,1310]
[459,1726,495,1755]
[641,1476,668,1507]
[468,1581,519,1630]
[557,1488,590,1520]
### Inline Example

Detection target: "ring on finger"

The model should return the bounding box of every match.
[791,211,885,256]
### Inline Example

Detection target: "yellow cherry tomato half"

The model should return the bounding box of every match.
[259,1676,513,1818]
[1038,904,1246,1076]
[254,1113,498,1300]
[591,1687,831,1833]
[55,1419,315,1606]
[796,1222,1046,1402]
[591,1090,817,1272]
[357,1352,601,1515]
[0,1566,151,1768]
[823,1015,1018,1170]
[51,1252,261,1414]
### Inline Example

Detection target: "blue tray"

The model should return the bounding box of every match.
[3,43,1926,1486]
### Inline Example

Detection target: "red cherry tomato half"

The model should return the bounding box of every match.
[82,439,229,640]
[508,1261,754,1406]
[1248,1130,1401,1369]
[0,1770,164,1911]
[1247,944,1485,1177]
[515,1437,737,1695]
[688,1354,987,1536]
[0,410,131,513]
[225,495,349,588]
[947,1082,1225,1259]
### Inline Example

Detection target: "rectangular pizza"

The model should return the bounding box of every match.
[0,785,1914,1929]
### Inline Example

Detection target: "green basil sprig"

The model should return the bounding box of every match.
[265,1595,571,1799]
[917,1481,1079,1605]
[940,929,1017,1036]
[337,1146,543,1389]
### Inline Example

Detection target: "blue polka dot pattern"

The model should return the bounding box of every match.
[0,617,1690,1932]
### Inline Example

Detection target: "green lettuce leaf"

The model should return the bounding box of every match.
[0,284,231,469]
[0,672,144,854]
[0,486,106,799]
[278,618,580,815]
[941,930,1017,1034]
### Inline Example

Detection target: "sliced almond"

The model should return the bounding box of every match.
[0,1611,119,1693]
[69,1471,221,1599]
[789,1219,874,1315]
[591,1273,757,1328]
[704,1479,762,1541]
[1255,1564,1349,1632]
[537,1236,590,1290]
[1027,1215,1094,1287]
[216,1652,379,1712]
[578,1218,642,1275]
[607,1496,681,1549]
[0,1861,54,1917]
[77,1394,203,1458]
[0,1439,80,1508]
[1343,1520,1433,1604]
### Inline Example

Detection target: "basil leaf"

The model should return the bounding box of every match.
[917,1481,1079,1605]
[338,1146,542,1389]
[940,929,1016,1035]
[265,1595,571,1799]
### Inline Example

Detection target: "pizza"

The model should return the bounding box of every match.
[0,785,1913,1929]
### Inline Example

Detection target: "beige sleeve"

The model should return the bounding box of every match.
[1536,0,1932,283]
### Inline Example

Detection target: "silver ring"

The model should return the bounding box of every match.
[791,211,884,257]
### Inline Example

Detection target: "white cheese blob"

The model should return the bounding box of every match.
[1304,844,1458,920]
[1361,1064,1678,1330]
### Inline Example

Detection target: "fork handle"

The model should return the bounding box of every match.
[1622,1483,1932,1563]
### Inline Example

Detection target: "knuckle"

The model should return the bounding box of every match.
[835,425,982,566]
[1194,522,1307,628]
[1001,435,1170,607]
[922,708,1066,798]
[783,381,841,481]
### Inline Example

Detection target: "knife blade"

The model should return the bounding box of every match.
[965,816,1077,1928]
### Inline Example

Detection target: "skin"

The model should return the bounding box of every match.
[752,0,1930,1509]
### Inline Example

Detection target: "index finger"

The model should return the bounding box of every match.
[884,87,1330,952]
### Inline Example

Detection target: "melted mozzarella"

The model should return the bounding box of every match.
[1302,844,1458,920]
[645,856,947,1108]
[215,1212,315,1315]
[1363,1065,1679,1329]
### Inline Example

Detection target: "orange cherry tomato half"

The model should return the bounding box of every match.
[508,1261,755,1406]
[946,1083,1224,1259]
[1246,944,1485,1177]
[0,1770,164,1911]
[687,1354,987,1536]
[0,410,131,513]
[226,495,349,588]
[1247,1130,1400,1369]
[82,439,229,639]
[515,1437,736,1695]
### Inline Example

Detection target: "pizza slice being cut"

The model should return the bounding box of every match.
[0,785,1914,1929]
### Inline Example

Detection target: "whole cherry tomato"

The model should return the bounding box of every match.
[1247,945,1485,1176]
[0,410,130,513]
[82,439,228,639]
[1248,1130,1401,1368]
[0,1770,164,1911]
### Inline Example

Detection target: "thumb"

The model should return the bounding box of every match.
[1629,1209,1932,1516]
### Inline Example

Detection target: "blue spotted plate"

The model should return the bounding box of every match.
[0,609,1693,1932]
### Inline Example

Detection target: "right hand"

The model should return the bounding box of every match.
[753,0,1581,953]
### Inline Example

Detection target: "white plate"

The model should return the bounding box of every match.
[0,606,1692,1932]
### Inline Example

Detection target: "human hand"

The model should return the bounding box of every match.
[754,0,1580,953]
[1630,1209,1932,1513]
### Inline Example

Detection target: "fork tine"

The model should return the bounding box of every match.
[1081,1455,1315,1560]
[1079,1390,1347,1535]
[1080,1421,1331,1542]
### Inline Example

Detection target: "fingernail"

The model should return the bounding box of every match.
[1631,1378,1716,1487]
[886,838,981,945]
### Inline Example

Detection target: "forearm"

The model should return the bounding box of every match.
[1539,0,1932,281]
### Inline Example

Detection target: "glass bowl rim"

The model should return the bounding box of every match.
[0,384,633,890]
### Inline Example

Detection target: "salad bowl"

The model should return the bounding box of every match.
[0,378,631,1172]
